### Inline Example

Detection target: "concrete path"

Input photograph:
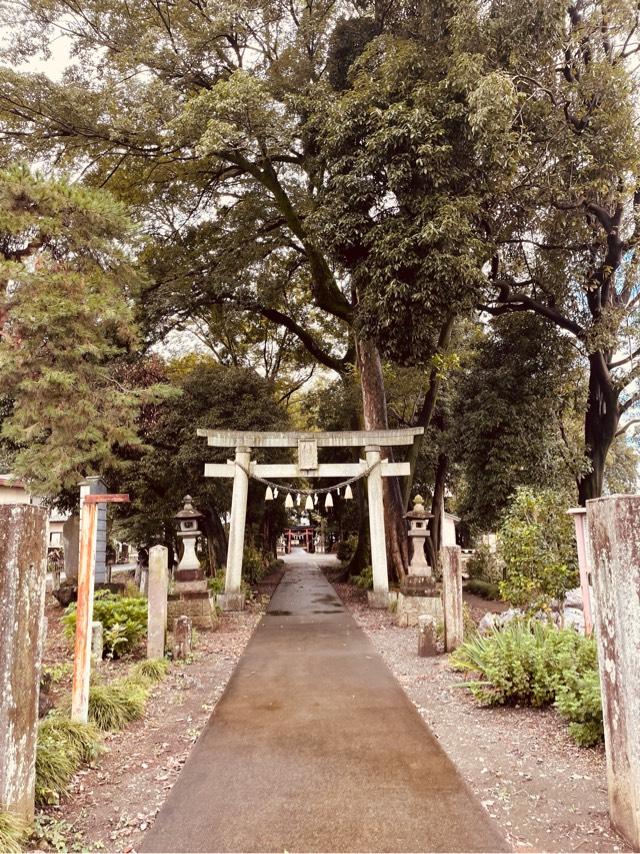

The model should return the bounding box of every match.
[141,554,509,853]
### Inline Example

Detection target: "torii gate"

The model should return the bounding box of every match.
[198,428,424,609]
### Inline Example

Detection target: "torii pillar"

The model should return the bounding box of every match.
[219,446,251,611]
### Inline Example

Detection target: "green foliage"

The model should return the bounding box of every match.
[466,544,502,584]
[462,603,478,640]
[207,574,226,595]
[63,592,147,658]
[352,565,373,590]
[129,658,169,685]
[451,620,602,745]
[0,812,31,853]
[0,165,168,497]
[87,680,149,730]
[498,487,578,609]
[465,579,501,600]
[31,815,85,854]
[35,715,102,805]
[242,543,270,585]
[336,536,357,563]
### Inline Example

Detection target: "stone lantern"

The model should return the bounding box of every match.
[175,495,204,579]
[167,495,214,630]
[396,495,442,627]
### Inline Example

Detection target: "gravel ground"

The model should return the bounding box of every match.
[332,581,630,854]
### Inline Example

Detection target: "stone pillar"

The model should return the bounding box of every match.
[365,445,389,608]
[147,545,168,659]
[567,507,594,635]
[586,495,640,850]
[62,514,80,582]
[441,546,463,651]
[91,621,104,662]
[417,614,438,657]
[221,446,251,611]
[0,504,48,821]
[174,615,192,660]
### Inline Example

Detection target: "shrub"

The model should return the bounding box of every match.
[450,620,602,745]
[0,812,30,853]
[242,544,268,585]
[35,715,102,805]
[467,543,502,583]
[207,573,226,595]
[465,579,501,600]
[498,487,578,610]
[130,658,169,685]
[336,535,357,563]
[87,680,149,730]
[352,565,373,590]
[63,591,147,657]
[462,602,478,639]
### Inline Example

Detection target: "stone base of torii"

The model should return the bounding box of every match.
[198,428,424,610]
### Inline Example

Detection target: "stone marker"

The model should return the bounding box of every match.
[174,615,192,660]
[586,495,640,850]
[91,620,104,662]
[441,546,463,651]
[0,504,48,821]
[147,545,169,659]
[62,514,80,581]
[417,614,438,657]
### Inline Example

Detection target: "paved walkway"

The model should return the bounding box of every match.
[141,554,509,853]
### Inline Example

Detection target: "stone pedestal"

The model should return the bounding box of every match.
[396,591,443,627]
[0,504,48,821]
[367,590,389,609]
[217,592,245,612]
[587,495,640,850]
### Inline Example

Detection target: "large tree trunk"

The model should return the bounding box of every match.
[577,354,619,505]
[426,452,448,570]
[356,336,408,580]
[345,481,369,578]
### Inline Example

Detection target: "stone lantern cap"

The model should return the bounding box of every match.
[174,495,204,532]
[405,494,433,520]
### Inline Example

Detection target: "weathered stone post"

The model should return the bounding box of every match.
[62,514,80,582]
[586,495,640,849]
[174,615,192,660]
[147,545,168,659]
[441,546,463,652]
[365,444,390,608]
[0,504,48,821]
[417,614,438,657]
[91,621,104,663]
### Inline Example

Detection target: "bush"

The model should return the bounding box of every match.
[63,591,147,657]
[336,535,357,563]
[0,812,30,853]
[35,716,102,805]
[130,658,169,685]
[450,620,602,745]
[352,565,373,590]
[465,579,501,600]
[498,487,578,610]
[87,680,149,730]
[242,544,269,585]
[467,543,502,583]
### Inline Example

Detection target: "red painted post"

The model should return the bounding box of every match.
[71,493,129,723]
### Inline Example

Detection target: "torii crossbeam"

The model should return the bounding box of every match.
[198,428,424,609]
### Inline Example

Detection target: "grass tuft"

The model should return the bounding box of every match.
[0,812,31,853]
[88,680,149,730]
[129,658,169,685]
[35,714,103,805]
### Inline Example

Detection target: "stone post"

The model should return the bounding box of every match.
[91,621,104,662]
[147,545,168,659]
[62,514,80,582]
[221,446,251,611]
[0,504,48,821]
[365,445,389,608]
[567,507,594,636]
[417,614,438,657]
[586,495,640,849]
[174,615,192,660]
[441,546,463,652]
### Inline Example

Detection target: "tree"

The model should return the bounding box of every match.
[462,0,640,503]
[0,0,514,577]
[0,164,163,496]
[113,355,290,569]
[451,314,586,531]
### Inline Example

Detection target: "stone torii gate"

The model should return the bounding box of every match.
[198,428,424,609]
